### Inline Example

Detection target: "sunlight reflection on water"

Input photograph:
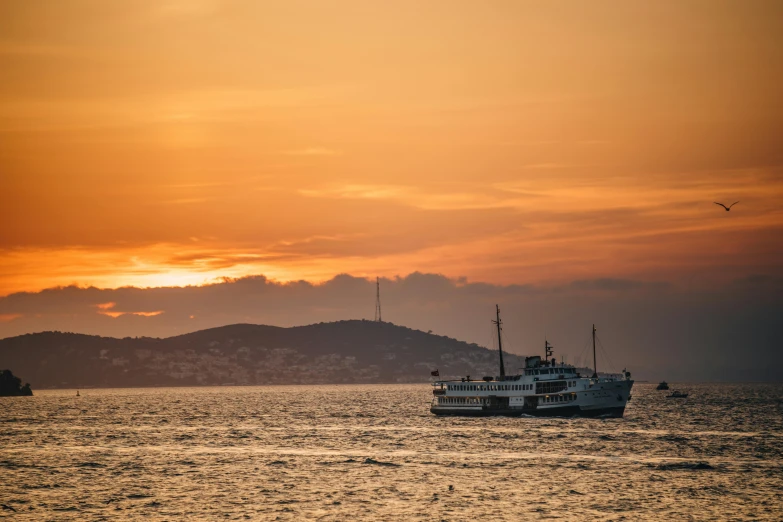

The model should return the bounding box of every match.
[1,383,782,520]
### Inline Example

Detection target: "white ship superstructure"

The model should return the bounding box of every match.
[430,306,633,418]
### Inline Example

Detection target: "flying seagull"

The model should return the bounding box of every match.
[714,201,739,211]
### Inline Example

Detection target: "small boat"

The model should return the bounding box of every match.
[656,381,669,390]
[666,391,688,399]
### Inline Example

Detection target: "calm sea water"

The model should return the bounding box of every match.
[1,383,782,520]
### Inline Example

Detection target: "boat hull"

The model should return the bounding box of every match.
[430,405,626,418]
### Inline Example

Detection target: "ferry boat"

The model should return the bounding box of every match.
[430,306,634,418]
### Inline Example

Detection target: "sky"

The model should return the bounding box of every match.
[1,1,782,379]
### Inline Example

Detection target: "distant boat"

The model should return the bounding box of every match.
[430,307,634,418]
[666,391,688,399]
[656,381,669,390]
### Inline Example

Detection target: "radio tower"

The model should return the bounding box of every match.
[374,277,382,322]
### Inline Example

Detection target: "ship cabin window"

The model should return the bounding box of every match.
[536,380,568,395]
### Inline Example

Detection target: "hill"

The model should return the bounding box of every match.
[0,320,528,388]
[0,369,33,396]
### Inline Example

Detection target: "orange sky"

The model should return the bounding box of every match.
[1,0,782,296]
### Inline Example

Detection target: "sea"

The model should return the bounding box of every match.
[1,383,781,520]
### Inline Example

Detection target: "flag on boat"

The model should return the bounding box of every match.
[430,370,439,376]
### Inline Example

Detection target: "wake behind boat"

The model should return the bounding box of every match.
[430,305,634,418]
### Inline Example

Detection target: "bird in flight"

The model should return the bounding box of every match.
[714,201,739,211]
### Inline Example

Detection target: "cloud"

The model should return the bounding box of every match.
[569,278,669,292]
[298,183,535,210]
[299,185,404,200]
[282,147,342,156]
[0,272,780,381]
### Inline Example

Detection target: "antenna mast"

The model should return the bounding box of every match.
[592,324,597,378]
[492,304,505,379]
[374,277,382,322]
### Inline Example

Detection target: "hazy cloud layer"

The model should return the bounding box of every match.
[1,272,781,382]
[2,2,783,295]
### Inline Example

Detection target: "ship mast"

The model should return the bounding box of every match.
[592,324,597,378]
[493,304,505,379]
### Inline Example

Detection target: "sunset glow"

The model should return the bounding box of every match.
[1,1,782,297]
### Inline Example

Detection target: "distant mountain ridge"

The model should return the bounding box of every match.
[0,320,532,388]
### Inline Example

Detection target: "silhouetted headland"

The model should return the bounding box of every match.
[0,320,540,389]
[0,369,33,396]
